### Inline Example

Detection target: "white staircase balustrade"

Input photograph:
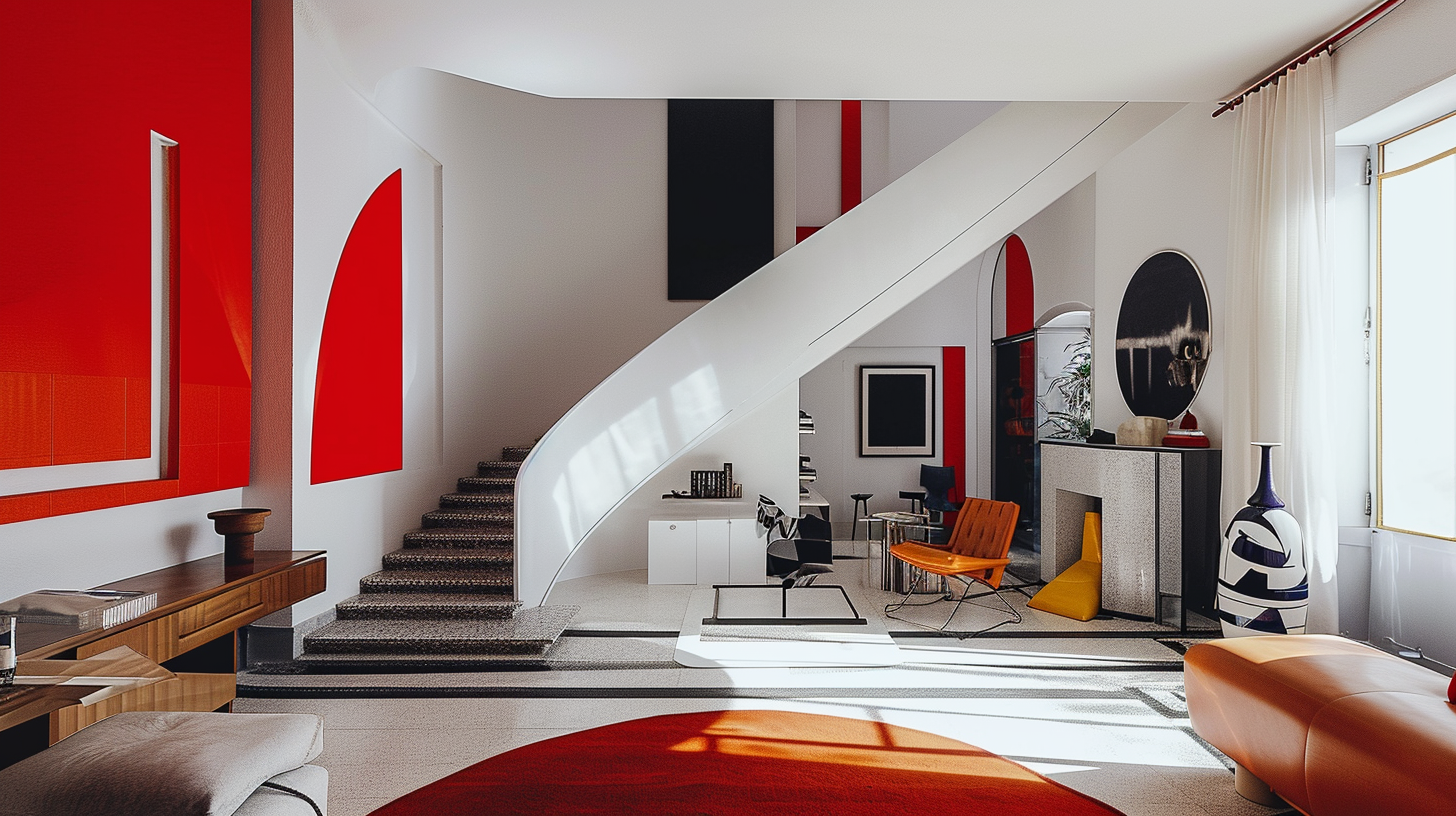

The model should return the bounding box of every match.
[515,101,1183,607]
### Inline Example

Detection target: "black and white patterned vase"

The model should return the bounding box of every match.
[1217,442,1308,637]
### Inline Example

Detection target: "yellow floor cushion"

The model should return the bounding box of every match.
[1027,558,1101,621]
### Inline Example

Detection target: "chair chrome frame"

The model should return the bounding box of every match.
[883,570,1022,636]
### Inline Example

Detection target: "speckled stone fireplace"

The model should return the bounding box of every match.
[1040,440,1222,626]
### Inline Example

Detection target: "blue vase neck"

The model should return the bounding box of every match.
[1248,443,1285,509]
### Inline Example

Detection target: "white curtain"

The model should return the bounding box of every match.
[1222,53,1339,634]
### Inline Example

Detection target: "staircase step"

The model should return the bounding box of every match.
[359,569,512,594]
[501,445,533,462]
[383,547,512,570]
[439,492,514,510]
[423,509,513,529]
[291,652,552,670]
[476,460,522,477]
[456,474,515,494]
[302,605,577,656]
[402,527,513,549]
[335,593,521,620]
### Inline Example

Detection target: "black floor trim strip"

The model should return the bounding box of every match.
[890,629,1215,640]
[559,628,1218,641]
[563,629,679,638]
[235,685,1144,700]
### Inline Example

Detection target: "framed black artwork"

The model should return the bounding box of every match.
[859,366,935,457]
[1114,250,1211,419]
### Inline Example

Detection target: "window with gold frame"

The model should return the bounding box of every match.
[1375,110,1456,541]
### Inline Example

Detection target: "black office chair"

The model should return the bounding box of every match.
[920,465,958,514]
[906,465,959,545]
[763,505,833,578]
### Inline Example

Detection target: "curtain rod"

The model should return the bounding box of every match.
[1212,0,1405,117]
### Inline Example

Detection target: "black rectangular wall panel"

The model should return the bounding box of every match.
[667,99,775,301]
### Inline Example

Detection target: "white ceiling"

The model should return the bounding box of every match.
[304,0,1377,103]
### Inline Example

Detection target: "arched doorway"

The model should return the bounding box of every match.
[990,235,1035,522]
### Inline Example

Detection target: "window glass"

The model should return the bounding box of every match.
[1376,115,1456,541]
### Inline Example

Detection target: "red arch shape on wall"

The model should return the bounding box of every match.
[1003,234,1034,337]
[310,170,403,484]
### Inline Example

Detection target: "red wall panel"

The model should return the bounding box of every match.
[942,346,967,526]
[840,101,862,215]
[310,171,405,485]
[0,1,253,520]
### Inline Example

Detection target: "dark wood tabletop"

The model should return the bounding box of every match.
[15,550,324,659]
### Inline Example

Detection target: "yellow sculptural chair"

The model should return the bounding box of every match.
[1027,511,1102,621]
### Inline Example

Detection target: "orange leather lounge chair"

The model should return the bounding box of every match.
[883,497,1021,637]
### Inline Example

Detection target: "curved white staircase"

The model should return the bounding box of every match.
[516,101,1183,607]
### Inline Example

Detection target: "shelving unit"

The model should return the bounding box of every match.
[798,411,829,520]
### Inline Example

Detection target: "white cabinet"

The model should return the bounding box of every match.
[696,519,732,583]
[647,520,698,584]
[648,516,762,584]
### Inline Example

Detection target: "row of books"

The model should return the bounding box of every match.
[799,410,815,432]
[0,589,159,630]
[689,463,742,498]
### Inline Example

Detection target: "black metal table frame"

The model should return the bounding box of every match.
[702,583,866,626]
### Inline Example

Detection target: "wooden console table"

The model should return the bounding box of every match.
[2,550,324,766]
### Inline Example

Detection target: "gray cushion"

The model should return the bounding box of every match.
[0,711,324,816]
[234,765,328,816]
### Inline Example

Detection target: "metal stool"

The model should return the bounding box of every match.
[851,493,874,540]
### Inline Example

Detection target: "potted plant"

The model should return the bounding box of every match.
[1038,332,1092,440]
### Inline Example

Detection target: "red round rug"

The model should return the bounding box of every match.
[368,710,1126,815]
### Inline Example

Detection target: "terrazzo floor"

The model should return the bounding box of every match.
[236,540,1289,816]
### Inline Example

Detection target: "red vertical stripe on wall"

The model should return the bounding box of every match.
[840,101,862,215]
[310,170,404,484]
[942,346,966,517]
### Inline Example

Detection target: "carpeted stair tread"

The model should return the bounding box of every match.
[476,460,522,477]
[456,475,515,493]
[290,652,553,670]
[402,528,513,548]
[423,509,513,529]
[299,442,552,667]
[335,593,522,620]
[302,606,577,655]
[360,569,513,594]
[383,548,513,570]
[439,492,515,510]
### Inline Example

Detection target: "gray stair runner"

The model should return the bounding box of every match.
[299,444,577,670]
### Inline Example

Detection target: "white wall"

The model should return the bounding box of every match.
[372,69,700,480]
[1015,176,1097,321]
[287,14,454,622]
[1331,0,1456,133]
[0,490,245,602]
[861,100,891,200]
[888,102,1007,181]
[556,384,800,581]
[1091,104,1234,446]
[800,261,980,533]
[796,100,840,228]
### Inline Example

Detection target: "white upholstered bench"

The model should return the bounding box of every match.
[0,711,327,816]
